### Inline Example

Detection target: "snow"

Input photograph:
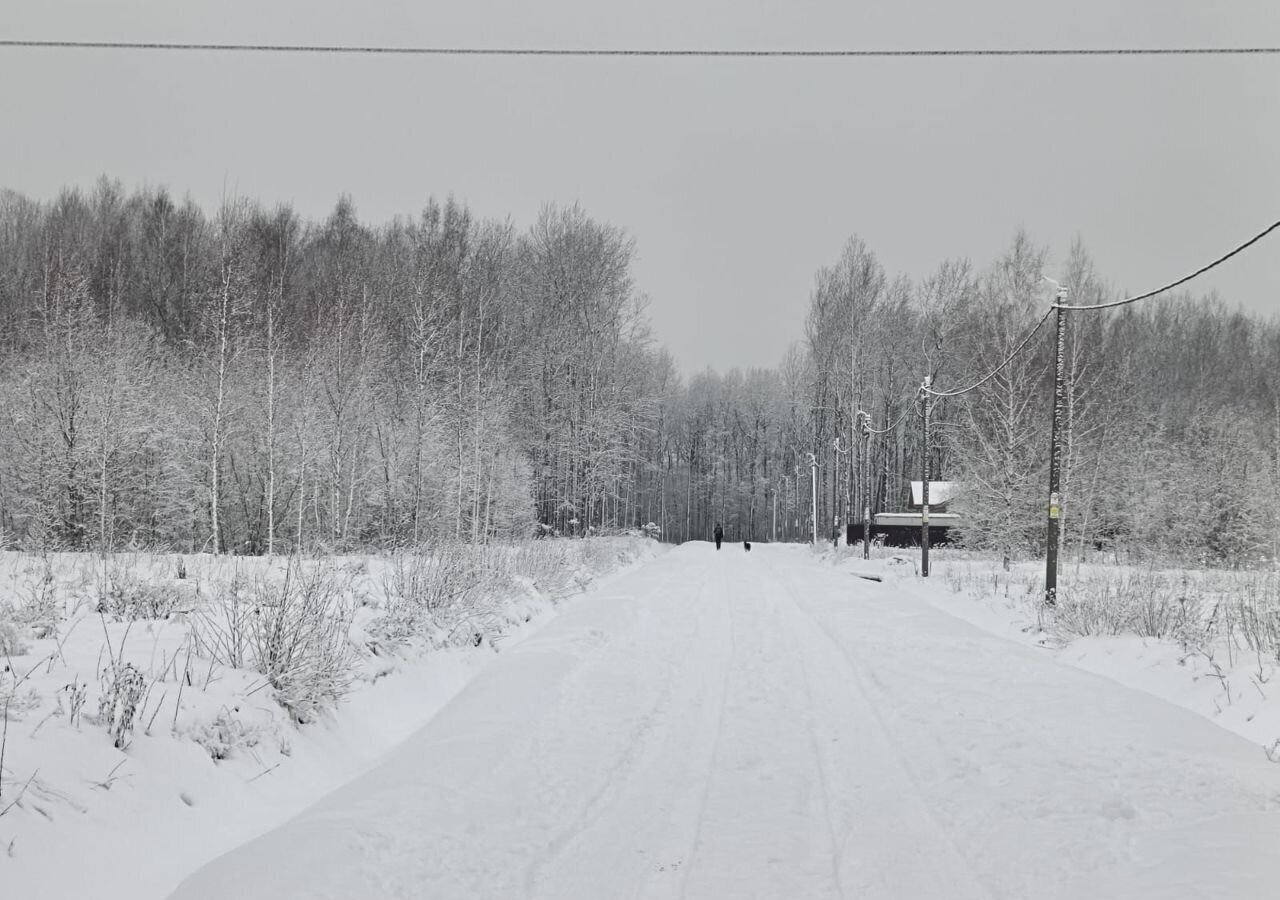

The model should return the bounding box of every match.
[909,480,958,506]
[166,543,1280,899]
[914,555,1280,757]
[0,539,659,900]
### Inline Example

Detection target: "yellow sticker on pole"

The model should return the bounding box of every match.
[1049,492,1061,519]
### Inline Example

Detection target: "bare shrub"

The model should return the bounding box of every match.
[98,569,185,620]
[391,545,483,611]
[13,571,61,639]
[509,541,575,598]
[1228,572,1280,661]
[187,708,261,761]
[188,562,355,723]
[371,540,616,652]
[247,563,355,724]
[1,673,41,721]
[1044,571,1206,644]
[96,659,146,749]
[373,544,487,649]
[0,613,28,657]
[190,578,253,669]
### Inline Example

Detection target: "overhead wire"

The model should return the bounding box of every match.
[921,307,1055,399]
[858,403,912,436]
[923,217,1280,396]
[2,40,1280,58]
[6,37,1276,407]
[1052,219,1280,310]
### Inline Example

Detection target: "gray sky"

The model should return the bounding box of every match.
[3,1,1279,373]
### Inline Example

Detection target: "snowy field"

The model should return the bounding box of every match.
[5,540,1280,898]
[0,538,659,899]
[153,542,1280,899]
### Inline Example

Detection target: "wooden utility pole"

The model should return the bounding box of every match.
[1045,285,1068,605]
[860,413,873,559]
[920,377,932,577]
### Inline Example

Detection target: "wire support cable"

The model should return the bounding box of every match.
[3,40,1280,58]
[1052,219,1280,311]
[921,307,1055,399]
[858,403,913,435]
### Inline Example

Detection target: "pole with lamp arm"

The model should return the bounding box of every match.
[808,452,819,545]
[857,411,872,559]
[832,436,839,547]
[772,477,778,543]
[832,435,851,547]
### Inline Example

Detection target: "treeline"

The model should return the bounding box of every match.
[658,232,1280,566]
[2,179,1276,565]
[0,179,667,552]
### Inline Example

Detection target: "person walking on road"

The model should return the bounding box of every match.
[714,523,723,550]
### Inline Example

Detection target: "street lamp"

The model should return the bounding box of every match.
[833,435,851,547]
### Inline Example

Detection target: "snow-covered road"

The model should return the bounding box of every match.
[171,544,1280,899]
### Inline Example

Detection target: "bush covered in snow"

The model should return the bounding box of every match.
[0,534,656,880]
[0,609,29,656]
[190,562,356,724]
[937,553,1280,664]
[99,569,190,621]
[96,658,148,749]
[186,707,264,761]
[366,538,645,655]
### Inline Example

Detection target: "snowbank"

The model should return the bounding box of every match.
[818,545,1280,760]
[0,537,661,899]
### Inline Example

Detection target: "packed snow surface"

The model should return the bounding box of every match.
[170,543,1280,899]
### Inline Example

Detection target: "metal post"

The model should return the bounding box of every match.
[1045,294,1067,605]
[772,482,777,543]
[809,453,819,545]
[783,478,789,542]
[832,437,840,547]
[921,378,931,578]
[793,465,801,542]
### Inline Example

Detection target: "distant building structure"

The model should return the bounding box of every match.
[851,480,965,546]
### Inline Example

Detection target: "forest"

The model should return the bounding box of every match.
[0,178,1276,566]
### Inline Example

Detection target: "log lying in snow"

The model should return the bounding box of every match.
[850,572,883,583]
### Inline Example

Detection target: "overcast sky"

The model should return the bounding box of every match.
[3,1,1278,373]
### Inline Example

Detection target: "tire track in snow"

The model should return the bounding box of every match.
[166,545,1280,899]
[759,554,995,900]
[520,550,736,899]
[520,566,693,896]
[670,550,737,900]
[750,551,848,900]
[677,550,860,899]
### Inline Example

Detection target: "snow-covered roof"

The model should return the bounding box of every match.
[875,512,963,527]
[909,481,958,506]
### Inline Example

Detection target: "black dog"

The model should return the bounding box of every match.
[743,541,751,551]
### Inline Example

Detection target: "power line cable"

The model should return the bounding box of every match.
[858,404,912,435]
[1053,219,1280,311]
[921,308,1055,399]
[924,217,1279,395]
[3,40,1280,58]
